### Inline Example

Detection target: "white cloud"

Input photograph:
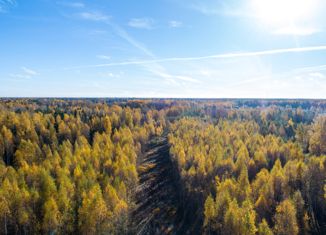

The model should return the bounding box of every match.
[128,18,154,29]
[97,55,111,60]
[57,1,84,8]
[77,12,110,21]
[169,20,183,28]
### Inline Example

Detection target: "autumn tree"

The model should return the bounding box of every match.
[274,199,299,235]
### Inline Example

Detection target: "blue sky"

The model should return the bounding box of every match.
[1,0,326,98]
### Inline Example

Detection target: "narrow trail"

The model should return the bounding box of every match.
[131,136,184,235]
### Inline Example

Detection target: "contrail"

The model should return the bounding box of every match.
[66,45,326,69]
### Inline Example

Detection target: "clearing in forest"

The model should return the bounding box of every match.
[131,136,183,235]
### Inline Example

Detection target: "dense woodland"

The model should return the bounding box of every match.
[169,101,326,235]
[0,98,325,234]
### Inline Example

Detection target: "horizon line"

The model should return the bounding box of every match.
[1,97,326,100]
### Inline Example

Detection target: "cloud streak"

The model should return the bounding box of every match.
[68,45,326,69]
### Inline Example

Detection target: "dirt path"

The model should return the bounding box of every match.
[131,136,183,235]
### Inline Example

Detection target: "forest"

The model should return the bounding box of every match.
[0,98,325,235]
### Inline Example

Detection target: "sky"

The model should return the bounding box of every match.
[1,0,326,98]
